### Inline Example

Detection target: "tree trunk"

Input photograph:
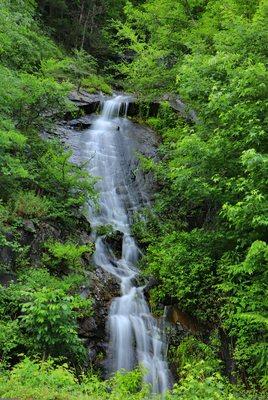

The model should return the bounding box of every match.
[81,5,92,50]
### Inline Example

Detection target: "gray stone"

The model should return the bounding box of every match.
[23,220,36,233]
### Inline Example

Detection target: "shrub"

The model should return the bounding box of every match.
[43,241,94,273]
[82,75,112,94]
[13,191,51,219]
[95,224,114,236]
[20,287,87,363]
[0,269,92,364]
[0,358,150,400]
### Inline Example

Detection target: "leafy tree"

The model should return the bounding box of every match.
[43,240,94,273]
[122,0,268,389]
[41,50,98,92]
[20,287,87,362]
[0,269,91,364]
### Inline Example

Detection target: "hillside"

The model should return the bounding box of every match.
[0,1,267,399]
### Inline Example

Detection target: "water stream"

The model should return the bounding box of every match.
[86,95,170,394]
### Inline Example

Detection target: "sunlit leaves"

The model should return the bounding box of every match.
[123,0,268,388]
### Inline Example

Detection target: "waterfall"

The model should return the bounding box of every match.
[86,95,170,394]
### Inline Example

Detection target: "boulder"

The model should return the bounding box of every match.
[67,115,96,130]
[23,220,36,233]
[68,91,107,114]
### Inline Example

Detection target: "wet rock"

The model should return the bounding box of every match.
[79,231,92,246]
[67,90,198,125]
[79,316,98,338]
[103,231,123,258]
[165,305,205,335]
[128,95,198,122]
[78,268,120,372]
[144,276,159,295]
[0,243,14,267]
[127,101,160,117]
[115,120,160,202]
[23,220,36,233]
[68,91,107,114]
[67,115,96,130]
[0,271,16,286]
[28,222,62,265]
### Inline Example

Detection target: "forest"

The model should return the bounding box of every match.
[0,0,267,399]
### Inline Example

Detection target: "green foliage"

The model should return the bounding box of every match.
[14,191,51,219]
[169,361,244,400]
[0,131,96,226]
[20,287,87,362]
[167,336,267,399]
[70,50,97,91]
[36,0,128,59]
[0,0,267,397]
[0,129,28,197]
[0,357,265,399]
[0,1,99,370]
[95,224,114,236]
[0,0,61,72]
[41,49,104,92]
[0,269,91,364]
[143,229,221,321]
[43,240,94,273]
[82,75,112,94]
[219,240,268,384]
[41,51,112,94]
[0,358,150,400]
[120,0,268,390]
[0,65,73,131]
[0,320,21,362]
[174,336,221,374]
[37,145,97,220]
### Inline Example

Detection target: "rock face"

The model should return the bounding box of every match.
[66,115,96,130]
[68,91,107,114]
[0,232,15,268]
[55,113,160,201]
[103,231,123,259]
[79,268,120,373]
[68,90,198,123]
[0,214,92,274]
[51,102,161,371]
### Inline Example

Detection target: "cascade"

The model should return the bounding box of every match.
[86,95,170,394]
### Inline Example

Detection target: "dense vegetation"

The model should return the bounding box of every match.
[37,0,127,58]
[0,0,267,399]
[119,0,267,394]
[0,0,99,375]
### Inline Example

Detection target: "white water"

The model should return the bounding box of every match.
[86,96,170,394]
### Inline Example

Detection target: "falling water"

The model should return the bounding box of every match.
[86,95,170,394]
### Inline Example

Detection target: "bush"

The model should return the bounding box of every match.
[0,0,61,72]
[0,358,150,400]
[169,361,240,400]
[0,357,264,400]
[0,65,73,132]
[82,75,112,94]
[95,224,114,236]
[20,287,87,363]
[0,269,92,364]
[0,129,28,199]
[43,241,94,273]
[41,50,111,94]
[13,191,51,219]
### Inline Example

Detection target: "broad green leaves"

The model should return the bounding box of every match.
[0,269,92,364]
[124,0,268,389]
